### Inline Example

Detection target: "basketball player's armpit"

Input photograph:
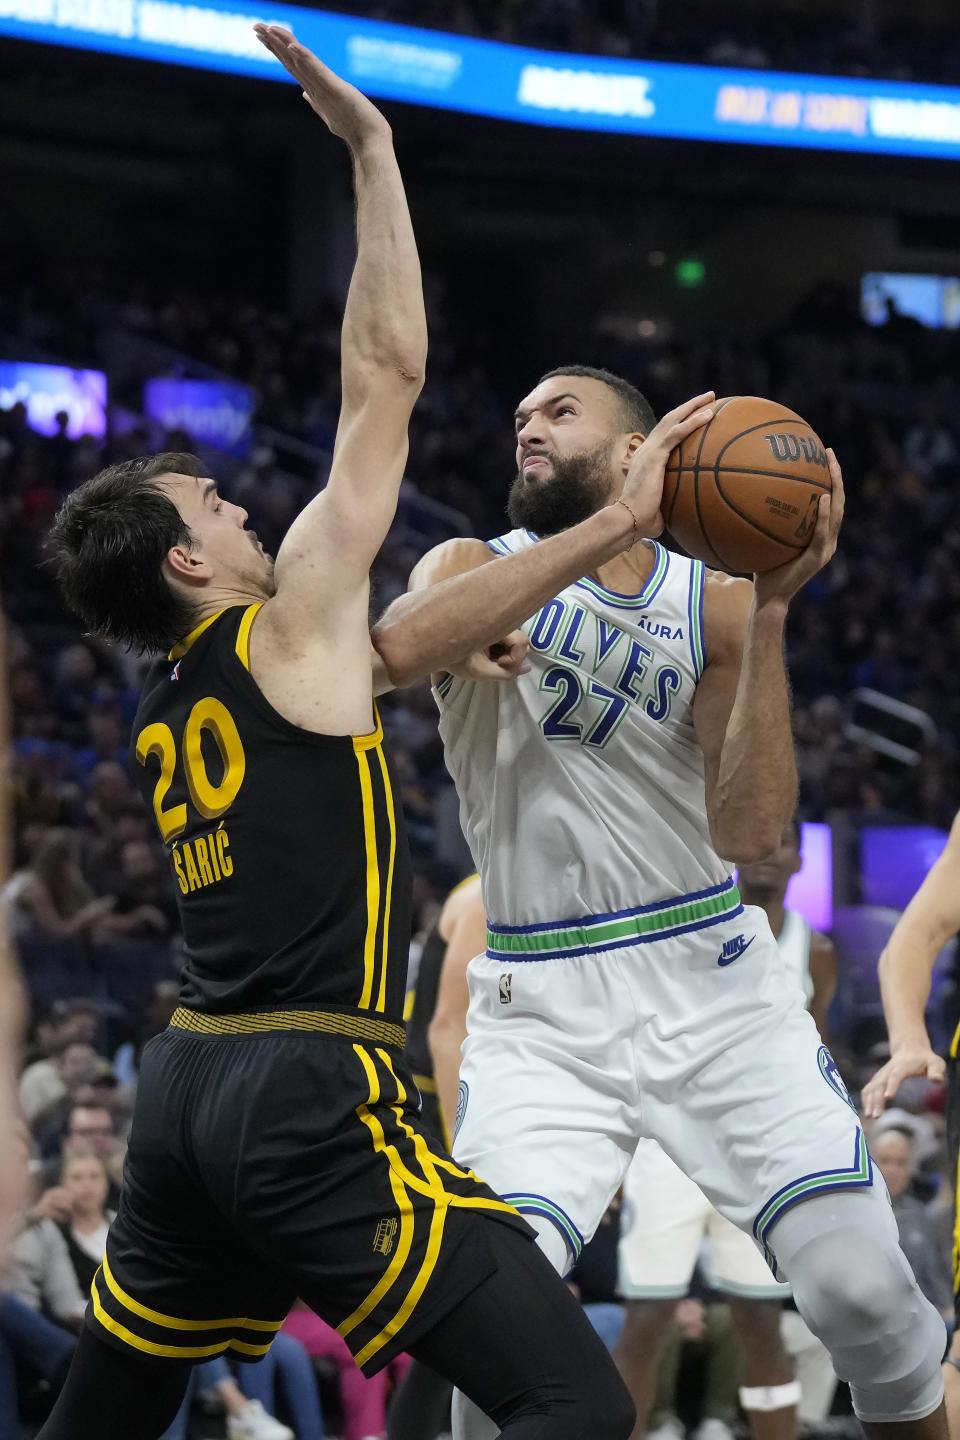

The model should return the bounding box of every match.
[694,577,796,865]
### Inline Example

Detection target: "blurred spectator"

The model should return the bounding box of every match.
[58,1101,123,1196]
[17,999,99,1123]
[871,1128,953,1317]
[82,761,135,842]
[283,1302,410,1440]
[7,1194,87,1329]
[0,1291,75,1438]
[71,702,128,787]
[53,1147,115,1297]
[2,828,114,941]
[19,1042,99,1134]
[112,979,180,1086]
[646,1286,742,1440]
[101,840,178,938]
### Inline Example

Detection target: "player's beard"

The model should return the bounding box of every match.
[506,440,614,536]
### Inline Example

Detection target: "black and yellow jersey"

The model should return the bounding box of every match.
[129,603,411,1019]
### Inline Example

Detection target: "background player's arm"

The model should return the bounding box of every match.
[861,811,960,1116]
[693,450,844,863]
[377,393,717,690]
[428,879,487,1138]
[808,931,837,1041]
[252,27,426,642]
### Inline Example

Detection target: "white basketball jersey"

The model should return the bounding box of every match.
[434,530,731,927]
[777,907,814,1007]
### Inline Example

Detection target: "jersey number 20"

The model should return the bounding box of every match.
[135,697,245,842]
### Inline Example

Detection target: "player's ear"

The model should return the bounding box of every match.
[620,432,647,473]
[164,543,211,586]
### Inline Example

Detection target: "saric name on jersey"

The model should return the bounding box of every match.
[172,823,233,895]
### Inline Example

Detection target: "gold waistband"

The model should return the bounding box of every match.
[170,1006,406,1049]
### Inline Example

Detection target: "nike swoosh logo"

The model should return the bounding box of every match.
[717,936,756,967]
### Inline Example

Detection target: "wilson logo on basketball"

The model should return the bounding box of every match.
[764,433,828,466]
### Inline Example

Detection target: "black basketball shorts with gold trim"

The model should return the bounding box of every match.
[89,1007,532,1375]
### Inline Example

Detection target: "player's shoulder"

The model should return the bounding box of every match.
[701,568,754,649]
[703,567,754,604]
[408,536,494,590]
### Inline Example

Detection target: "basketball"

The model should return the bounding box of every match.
[662,396,832,574]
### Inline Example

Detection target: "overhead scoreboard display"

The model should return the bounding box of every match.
[3,0,960,159]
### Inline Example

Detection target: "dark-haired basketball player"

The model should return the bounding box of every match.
[35,33,718,1440]
[413,372,947,1440]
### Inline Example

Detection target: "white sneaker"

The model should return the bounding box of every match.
[694,1420,736,1440]
[226,1399,295,1440]
[648,1417,686,1440]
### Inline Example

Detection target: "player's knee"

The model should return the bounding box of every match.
[787,1225,944,1420]
[792,1227,909,1344]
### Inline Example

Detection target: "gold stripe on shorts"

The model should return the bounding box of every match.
[170,1006,405,1049]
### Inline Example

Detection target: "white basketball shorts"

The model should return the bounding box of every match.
[453,888,866,1278]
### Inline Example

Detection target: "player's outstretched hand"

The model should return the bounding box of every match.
[619,393,715,539]
[754,448,845,606]
[254,24,392,150]
[861,1044,946,1118]
[452,631,532,684]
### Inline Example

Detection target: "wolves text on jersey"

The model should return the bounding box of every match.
[523,597,689,746]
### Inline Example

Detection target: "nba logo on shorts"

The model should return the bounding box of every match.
[373,1218,398,1257]
[499,973,512,1004]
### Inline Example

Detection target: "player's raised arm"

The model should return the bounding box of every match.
[693,449,844,863]
[861,813,960,1116]
[253,26,425,633]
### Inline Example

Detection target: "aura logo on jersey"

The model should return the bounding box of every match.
[818,1045,856,1112]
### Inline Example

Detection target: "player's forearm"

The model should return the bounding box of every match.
[372,504,633,686]
[341,136,426,398]
[711,598,796,862]
[878,940,937,1053]
[879,891,959,1051]
[428,1018,467,1142]
[880,841,960,1052]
